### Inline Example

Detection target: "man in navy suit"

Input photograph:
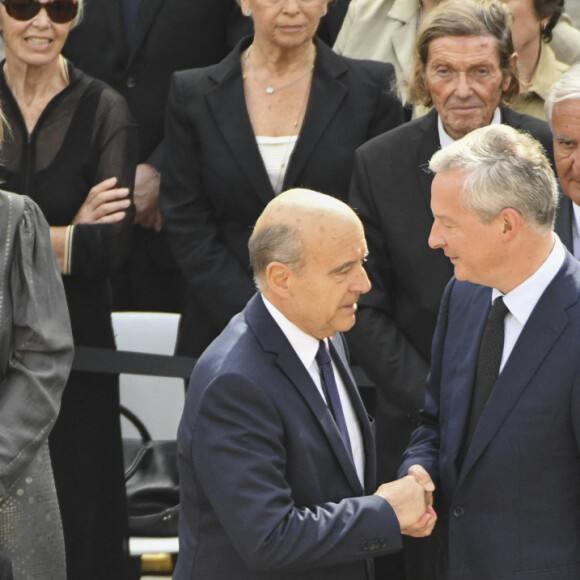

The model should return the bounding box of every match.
[400,124,580,579]
[546,64,580,258]
[175,188,436,580]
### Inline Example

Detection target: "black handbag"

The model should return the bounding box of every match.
[121,406,180,537]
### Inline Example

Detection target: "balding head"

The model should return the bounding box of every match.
[249,188,362,288]
[249,189,370,339]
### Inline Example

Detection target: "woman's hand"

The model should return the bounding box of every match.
[72,177,131,225]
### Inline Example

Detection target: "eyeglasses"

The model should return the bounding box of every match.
[0,0,78,23]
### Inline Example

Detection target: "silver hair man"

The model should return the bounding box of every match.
[429,124,558,232]
[545,63,580,124]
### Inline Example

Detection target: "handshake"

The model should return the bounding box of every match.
[374,465,437,537]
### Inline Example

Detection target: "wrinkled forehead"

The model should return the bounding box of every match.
[426,34,501,64]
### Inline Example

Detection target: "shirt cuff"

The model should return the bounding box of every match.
[63,225,74,275]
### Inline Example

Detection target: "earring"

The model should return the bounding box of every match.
[244,8,252,16]
[321,9,327,16]
[541,22,547,31]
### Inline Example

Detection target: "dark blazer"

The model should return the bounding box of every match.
[160,37,404,356]
[175,294,402,580]
[556,194,575,252]
[346,107,556,482]
[399,254,580,579]
[63,0,239,164]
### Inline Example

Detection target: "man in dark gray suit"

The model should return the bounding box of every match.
[346,1,555,577]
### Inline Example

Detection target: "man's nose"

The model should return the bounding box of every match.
[428,222,444,249]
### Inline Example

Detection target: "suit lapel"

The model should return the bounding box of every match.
[246,297,364,494]
[459,258,578,479]
[126,0,167,68]
[102,0,127,62]
[555,195,574,254]
[328,338,373,494]
[283,41,347,189]
[415,109,440,209]
[275,341,364,495]
[206,43,275,206]
[387,0,419,77]
[442,287,490,485]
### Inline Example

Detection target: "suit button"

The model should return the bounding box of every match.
[452,506,465,518]
[126,77,137,89]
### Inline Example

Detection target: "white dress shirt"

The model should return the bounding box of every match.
[492,235,566,371]
[262,295,365,486]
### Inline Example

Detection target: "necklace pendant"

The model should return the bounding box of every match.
[266,87,275,94]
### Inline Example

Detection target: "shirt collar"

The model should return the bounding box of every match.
[261,294,321,371]
[492,234,566,326]
[437,107,501,148]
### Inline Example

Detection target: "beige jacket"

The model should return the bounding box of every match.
[334,0,580,80]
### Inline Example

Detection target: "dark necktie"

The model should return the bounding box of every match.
[457,296,509,470]
[316,340,353,459]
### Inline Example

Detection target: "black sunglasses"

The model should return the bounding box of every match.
[1,0,78,23]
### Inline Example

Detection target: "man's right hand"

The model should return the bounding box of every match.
[374,470,436,535]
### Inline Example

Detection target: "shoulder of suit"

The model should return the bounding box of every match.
[357,109,435,156]
[318,38,396,80]
[501,107,552,137]
[446,279,490,311]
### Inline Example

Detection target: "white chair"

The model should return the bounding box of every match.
[111,311,183,562]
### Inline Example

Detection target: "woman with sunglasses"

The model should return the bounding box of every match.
[0,0,138,578]
[160,0,404,361]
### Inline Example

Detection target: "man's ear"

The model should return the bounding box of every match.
[499,208,521,242]
[265,261,292,297]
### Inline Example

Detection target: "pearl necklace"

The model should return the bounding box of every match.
[243,46,315,94]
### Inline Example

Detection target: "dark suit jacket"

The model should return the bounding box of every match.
[556,194,575,252]
[399,254,580,579]
[63,0,239,165]
[160,37,404,356]
[346,107,555,482]
[175,294,402,579]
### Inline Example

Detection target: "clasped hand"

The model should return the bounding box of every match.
[374,464,437,537]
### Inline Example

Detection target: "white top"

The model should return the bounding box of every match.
[572,201,580,259]
[492,234,566,371]
[256,135,298,195]
[261,295,365,486]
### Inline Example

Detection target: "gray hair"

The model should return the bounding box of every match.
[248,223,304,290]
[404,0,518,107]
[545,63,580,126]
[429,124,558,232]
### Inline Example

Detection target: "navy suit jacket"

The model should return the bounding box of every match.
[346,106,556,482]
[175,294,402,579]
[399,253,580,579]
[556,194,575,253]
